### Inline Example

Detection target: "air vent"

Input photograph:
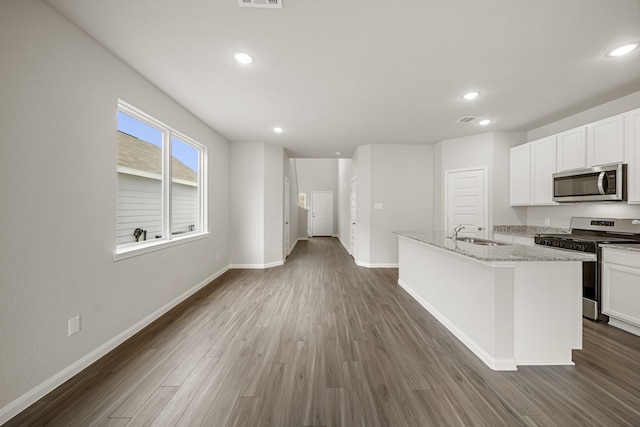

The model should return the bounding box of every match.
[456,116,478,123]
[238,0,283,8]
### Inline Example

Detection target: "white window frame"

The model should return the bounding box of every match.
[114,100,208,261]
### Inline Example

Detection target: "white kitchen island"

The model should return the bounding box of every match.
[396,232,595,371]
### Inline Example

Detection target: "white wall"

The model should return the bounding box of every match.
[229,142,285,267]
[337,158,354,251]
[230,143,265,265]
[350,145,434,267]
[369,145,434,266]
[353,146,372,264]
[284,157,301,254]
[527,90,640,142]
[434,132,525,233]
[0,1,230,421]
[264,144,284,265]
[295,158,339,235]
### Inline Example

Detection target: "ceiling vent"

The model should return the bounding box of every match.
[455,116,478,124]
[238,0,283,8]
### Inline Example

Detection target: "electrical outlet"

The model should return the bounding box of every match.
[544,217,551,226]
[216,252,220,260]
[68,315,80,336]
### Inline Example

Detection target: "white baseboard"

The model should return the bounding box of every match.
[355,261,399,268]
[337,235,350,253]
[288,239,297,256]
[229,260,284,269]
[0,265,230,426]
[397,278,516,371]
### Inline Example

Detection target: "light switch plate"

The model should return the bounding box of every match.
[68,315,80,336]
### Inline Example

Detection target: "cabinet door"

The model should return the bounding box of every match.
[625,108,640,203]
[512,235,535,246]
[602,254,640,328]
[530,136,557,205]
[493,233,513,244]
[556,127,587,171]
[587,115,624,166]
[510,144,531,206]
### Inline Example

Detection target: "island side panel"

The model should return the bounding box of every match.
[397,236,517,371]
[513,262,582,365]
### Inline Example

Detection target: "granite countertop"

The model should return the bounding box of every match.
[599,244,640,253]
[493,225,570,238]
[395,231,595,263]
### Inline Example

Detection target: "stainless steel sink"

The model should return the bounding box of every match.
[448,237,509,246]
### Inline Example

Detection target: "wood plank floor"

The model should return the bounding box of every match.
[7,237,640,426]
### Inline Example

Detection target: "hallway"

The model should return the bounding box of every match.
[7,237,640,426]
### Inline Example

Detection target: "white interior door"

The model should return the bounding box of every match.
[350,178,357,258]
[284,177,290,259]
[445,168,487,237]
[311,191,333,236]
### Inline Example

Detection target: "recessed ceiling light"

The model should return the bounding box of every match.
[233,51,254,64]
[462,91,481,100]
[606,42,639,57]
[336,152,342,156]
[478,119,491,126]
[273,126,283,133]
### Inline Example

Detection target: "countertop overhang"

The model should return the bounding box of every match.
[394,231,595,263]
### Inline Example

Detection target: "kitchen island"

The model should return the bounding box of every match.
[395,231,595,371]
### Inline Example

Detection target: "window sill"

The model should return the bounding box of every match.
[113,232,210,261]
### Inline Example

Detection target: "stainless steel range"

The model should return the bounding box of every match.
[535,217,640,321]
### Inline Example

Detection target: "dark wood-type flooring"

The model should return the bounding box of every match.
[7,237,640,426]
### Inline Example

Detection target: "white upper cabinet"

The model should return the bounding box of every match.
[510,136,557,206]
[556,127,587,171]
[530,136,558,205]
[510,143,531,206]
[626,108,640,203]
[587,115,625,166]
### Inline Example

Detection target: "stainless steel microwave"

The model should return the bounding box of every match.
[553,163,626,202]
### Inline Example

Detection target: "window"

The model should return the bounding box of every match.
[115,100,207,258]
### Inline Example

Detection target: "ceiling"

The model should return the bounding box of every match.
[46,0,640,158]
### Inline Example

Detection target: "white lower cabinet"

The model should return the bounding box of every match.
[602,248,640,336]
[493,233,513,244]
[493,233,534,246]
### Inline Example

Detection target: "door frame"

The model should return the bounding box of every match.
[283,177,290,261]
[443,166,489,237]
[350,177,357,258]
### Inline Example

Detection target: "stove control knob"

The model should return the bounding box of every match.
[558,241,566,248]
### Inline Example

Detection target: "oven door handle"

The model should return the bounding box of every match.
[597,172,607,195]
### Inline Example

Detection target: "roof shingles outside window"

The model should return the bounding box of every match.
[117,131,197,183]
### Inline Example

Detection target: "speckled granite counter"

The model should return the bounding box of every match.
[394,231,595,263]
[493,225,570,238]
[599,243,640,253]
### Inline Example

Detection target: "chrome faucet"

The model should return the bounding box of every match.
[452,225,483,241]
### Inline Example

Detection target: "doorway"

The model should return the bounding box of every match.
[350,177,357,258]
[444,167,488,238]
[311,191,333,236]
[284,177,290,260]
